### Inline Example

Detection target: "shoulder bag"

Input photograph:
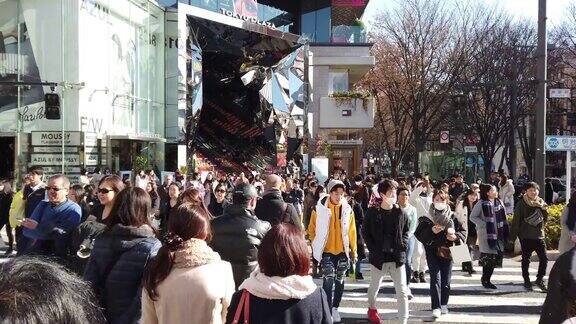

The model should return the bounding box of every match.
[232,289,251,324]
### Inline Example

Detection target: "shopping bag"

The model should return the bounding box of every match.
[449,243,472,264]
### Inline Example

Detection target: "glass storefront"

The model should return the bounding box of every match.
[0,0,165,181]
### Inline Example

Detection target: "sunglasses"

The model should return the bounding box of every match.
[46,186,66,192]
[216,189,226,193]
[98,188,113,194]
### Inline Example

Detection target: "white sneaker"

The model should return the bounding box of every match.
[332,307,341,322]
[432,308,442,318]
[441,305,449,314]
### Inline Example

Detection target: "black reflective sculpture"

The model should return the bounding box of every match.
[185,15,302,173]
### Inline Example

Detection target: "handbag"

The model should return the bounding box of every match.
[436,246,452,261]
[449,242,472,264]
[232,289,251,324]
[525,209,544,227]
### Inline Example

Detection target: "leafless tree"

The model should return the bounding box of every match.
[453,15,537,179]
[368,0,481,174]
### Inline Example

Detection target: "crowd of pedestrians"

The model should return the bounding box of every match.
[0,166,569,323]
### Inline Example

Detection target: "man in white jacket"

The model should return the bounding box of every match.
[409,178,432,283]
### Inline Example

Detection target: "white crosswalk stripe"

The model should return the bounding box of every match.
[316,261,548,324]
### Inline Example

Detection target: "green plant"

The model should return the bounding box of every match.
[545,203,564,249]
[330,91,371,110]
[133,154,150,173]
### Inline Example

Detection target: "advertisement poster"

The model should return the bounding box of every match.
[0,0,44,112]
[311,157,329,184]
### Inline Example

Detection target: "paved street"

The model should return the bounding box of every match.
[317,258,551,324]
[0,230,551,323]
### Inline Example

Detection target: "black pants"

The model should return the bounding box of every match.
[0,214,13,248]
[425,247,452,309]
[520,238,547,282]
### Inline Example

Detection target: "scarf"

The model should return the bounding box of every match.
[482,199,509,250]
[239,267,318,300]
[428,205,453,228]
[173,238,221,269]
[523,194,547,209]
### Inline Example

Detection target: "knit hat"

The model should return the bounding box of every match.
[327,179,346,193]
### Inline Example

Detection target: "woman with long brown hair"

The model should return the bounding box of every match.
[84,187,161,324]
[178,187,213,218]
[142,203,234,324]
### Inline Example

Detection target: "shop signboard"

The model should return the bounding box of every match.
[546,136,576,151]
[30,153,80,166]
[42,166,82,174]
[464,146,477,153]
[32,131,81,146]
[33,146,78,153]
[327,139,363,146]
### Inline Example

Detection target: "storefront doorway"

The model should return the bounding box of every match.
[0,135,15,180]
[110,139,161,174]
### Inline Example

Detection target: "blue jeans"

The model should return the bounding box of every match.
[321,252,349,310]
[425,247,453,310]
[405,236,416,284]
[356,259,363,275]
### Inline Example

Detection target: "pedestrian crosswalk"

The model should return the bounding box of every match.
[315,260,547,323]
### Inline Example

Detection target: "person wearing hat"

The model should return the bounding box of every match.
[210,183,271,288]
[308,179,357,322]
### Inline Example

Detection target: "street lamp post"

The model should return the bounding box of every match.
[534,0,547,194]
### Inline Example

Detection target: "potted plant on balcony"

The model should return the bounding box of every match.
[330,91,371,111]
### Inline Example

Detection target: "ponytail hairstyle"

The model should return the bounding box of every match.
[143,203,211,300]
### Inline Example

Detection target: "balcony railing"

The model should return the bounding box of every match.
[319,96,374,129]
[331,25,366,44]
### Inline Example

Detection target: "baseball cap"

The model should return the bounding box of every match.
[232,183,258,204]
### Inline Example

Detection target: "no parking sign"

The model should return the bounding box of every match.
[440,131,450,144]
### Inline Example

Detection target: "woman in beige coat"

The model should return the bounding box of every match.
[142,203,235,324]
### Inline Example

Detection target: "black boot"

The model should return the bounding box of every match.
[419,271,426,283]
[410,271,419,283]
[482,281,497,289]
[534,279,548,292]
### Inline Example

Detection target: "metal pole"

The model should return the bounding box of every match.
[534,0,547,195]
[567,151,572,196]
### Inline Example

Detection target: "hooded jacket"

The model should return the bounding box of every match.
[226,268,332,324]
[255,189,302,230]
[84,224,161,324]
[308,196,357,262]
[210,204,271,288]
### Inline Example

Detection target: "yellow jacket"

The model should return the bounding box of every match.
[308,196,357,261]
[9,190,25,228]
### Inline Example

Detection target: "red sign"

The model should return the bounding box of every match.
[332,0,366,7]
[440,131,450,144]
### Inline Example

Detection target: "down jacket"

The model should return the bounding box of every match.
[83,224,161,324]
[210,204,271,288]
[255,190,302,230]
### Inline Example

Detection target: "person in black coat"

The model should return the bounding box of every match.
[0,180,14,254]
[540,247,576,324]
[83,188,161,324]
[349,193,366,280]
[211,183,271,288]
[254,174,302,230]
[226,223,332,324]
[362,180,410,323]
[208,183,229,217]
[414,189,466,319]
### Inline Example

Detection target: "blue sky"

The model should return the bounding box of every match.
[363,0,573,30]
